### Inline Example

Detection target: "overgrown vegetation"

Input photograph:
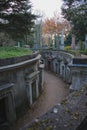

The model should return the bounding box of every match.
[0,47,32,59]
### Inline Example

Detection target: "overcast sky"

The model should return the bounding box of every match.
[31,0,63,18]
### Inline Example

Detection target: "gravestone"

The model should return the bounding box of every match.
[60,30,64,50]
[71,34,76,49]
[55,34,60,49]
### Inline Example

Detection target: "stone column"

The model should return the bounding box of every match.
[39,64,44,91]
[36,77,39,97]
[53,60,56,73]
[60,61,64,76]
[29,82,33,105]
[66,67,71,84]
[64,60,68,81]
[57,57,61,74]
[62,64,65,79]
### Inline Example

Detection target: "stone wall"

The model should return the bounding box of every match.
[0,52,39,67]
[0,52,44,126]
[41,50,87,91]
[41,50,74,84]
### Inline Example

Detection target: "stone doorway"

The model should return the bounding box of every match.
[48,60,51,70]
[0,98,7,124]
[32,81,37,102]
[26,71,39,105]
[0,83,16,126]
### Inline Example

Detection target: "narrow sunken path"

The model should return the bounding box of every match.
[12,71,69,130]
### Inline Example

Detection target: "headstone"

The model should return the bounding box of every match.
[18,41,20,47]
[60,30,64,50]
[33,43,39,50]
[55,34,60,49]
[71,34,76,49]
[52,34,55,47]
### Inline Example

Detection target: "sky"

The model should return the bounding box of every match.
[31,0,63,18]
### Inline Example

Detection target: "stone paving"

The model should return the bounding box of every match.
[11,71,69,130]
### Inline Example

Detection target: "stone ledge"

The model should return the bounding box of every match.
[0,83,14,91]
[21,86,87,130]
[0,54,41,72]
[73,58,87,64]
[0,52,39,67]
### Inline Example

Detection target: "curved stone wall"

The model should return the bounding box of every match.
[41,50,74,84]
[0,52,39,67]
[41,50,87,91]
[0,52,44,125]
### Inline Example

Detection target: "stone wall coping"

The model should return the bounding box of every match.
[57,51,74,58]
[68,63,87,68]
[45,50,74,59]
[73,58,87,64]
[0,54,41,72]
[0,52,39,67]
[0,83,14,91]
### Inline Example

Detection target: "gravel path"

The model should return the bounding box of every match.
[12,71,69,130]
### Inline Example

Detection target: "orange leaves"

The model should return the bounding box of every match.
[42,17,70,35]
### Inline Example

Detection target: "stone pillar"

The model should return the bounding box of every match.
[29,83,33,105]
[63,59,68,81]
[53,60,56,73]
[57,57,61,74]
[60,61,64,76]
[39,64,44,91]
[36,77,39,97]
[66,67,71,84]
[62,64,66,81]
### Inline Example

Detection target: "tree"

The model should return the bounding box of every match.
[42,13,70,36]
[62,0,87,40]
[42,14,70,46]
[0,0,37,44]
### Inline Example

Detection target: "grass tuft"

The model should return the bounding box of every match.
[0,47,32,59]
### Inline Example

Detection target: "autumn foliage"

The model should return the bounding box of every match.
[42,16,70,36]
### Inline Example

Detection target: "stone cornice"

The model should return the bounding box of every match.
[0,54,41,72]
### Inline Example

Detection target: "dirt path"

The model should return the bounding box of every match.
[12,71,69,130]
